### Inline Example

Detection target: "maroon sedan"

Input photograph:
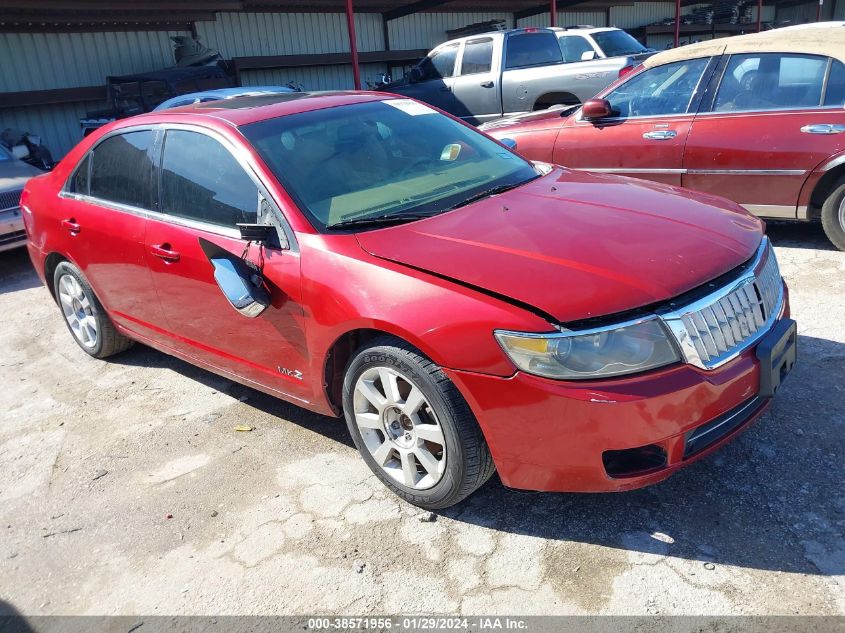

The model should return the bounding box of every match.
[483,25,845,251]
[21,92,794,508]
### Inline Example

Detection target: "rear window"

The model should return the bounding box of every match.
[591,30,649,57]
[88,130,154,209]
[505,32,563,69]
[461,38,494,75]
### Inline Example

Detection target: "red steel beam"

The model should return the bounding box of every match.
[756,0,762,30]
[345,0,361,90]
[550,0,556,26]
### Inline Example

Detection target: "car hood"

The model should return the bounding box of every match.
[0,159,42,192]
[355,168,763,324]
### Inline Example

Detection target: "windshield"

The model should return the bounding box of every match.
[240,99,538,231]
[591,30,648,57]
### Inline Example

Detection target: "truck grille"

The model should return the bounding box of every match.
[660,238,783,370]
[0,189,22,212]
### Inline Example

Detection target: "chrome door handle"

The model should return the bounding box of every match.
[643,130,677,140]
[800,123,845,134]
[149,243,180,263]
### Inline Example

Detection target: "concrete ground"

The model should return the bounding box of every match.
[0,223,843,616]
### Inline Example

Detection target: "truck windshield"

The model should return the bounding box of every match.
[241,99,539,231]
[592,30,649,57]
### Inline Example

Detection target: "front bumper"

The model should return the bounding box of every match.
[0,207,26,253]
[446,315,792,493]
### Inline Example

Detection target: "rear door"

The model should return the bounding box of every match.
[553,56,716,186]
[144,126,311,402]
[683,53,845,218]
[501,30,564,115]
[58,129,167,341]
[451,36,501,123]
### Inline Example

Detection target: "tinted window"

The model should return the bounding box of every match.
[824,59,845,106]
[605,58,709,118]
[418,44,459,80]
[559,36,595,63]
[505,32,563,69]
[160,130,258,227]
[461,38,494,75]
[71,154,90,195]
[714,53,826,112]
[89,131,154,208]
[591,30,648,57]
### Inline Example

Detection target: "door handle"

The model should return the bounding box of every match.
[800,123,845,134]
[439,86,452,92]
[643,130,677,140]
[149,243,180,263]
[61,218,81,235]
[480,81,494,88]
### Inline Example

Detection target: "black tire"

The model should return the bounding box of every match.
[821,179,845,252]
[342,336,495,509]
[53,261,134,359]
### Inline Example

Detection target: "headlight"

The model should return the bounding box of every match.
[495,318,680,380]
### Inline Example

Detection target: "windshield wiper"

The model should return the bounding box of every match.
[448,177,539,211]
[327,212,433,231]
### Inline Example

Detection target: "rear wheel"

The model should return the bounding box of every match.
[53,261,133,358]
[342,337,495,509]
[820,179,845,251]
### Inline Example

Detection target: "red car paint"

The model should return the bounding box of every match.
[484,51,845,219]
[21,92,789,493]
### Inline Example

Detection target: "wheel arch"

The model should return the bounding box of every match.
[43,252,70,302]
[321,325,443,414]
[806,159,845,221]
[533,92,580,110]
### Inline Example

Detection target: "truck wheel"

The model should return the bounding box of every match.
[53,261,134,358]
[342,336,495,509]
[821,179,845,251]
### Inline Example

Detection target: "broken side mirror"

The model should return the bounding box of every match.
[199,237,270,318]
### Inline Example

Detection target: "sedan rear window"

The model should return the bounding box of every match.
[241,99,538,231]
[88,130,155,209]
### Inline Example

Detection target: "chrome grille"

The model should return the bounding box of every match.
[660,238,783,369]
[0,189,22,212]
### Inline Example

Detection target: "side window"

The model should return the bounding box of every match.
[824,59,845,106]
[559,36,595,63]
[460,38,494,75]
[604,57,709,118]
[418,44,459,80]
[160,130,258,227]
[505,32,563,69]
[71,153,90,195]
[714,53,827,112]
[89,130,155,209]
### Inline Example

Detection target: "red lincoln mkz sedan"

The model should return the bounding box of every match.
[22,92,795,508]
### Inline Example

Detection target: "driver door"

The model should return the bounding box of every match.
[145,127,311,403]
[399,42,462,115]
[554,56,717,186]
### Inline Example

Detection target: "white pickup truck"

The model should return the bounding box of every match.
[384,26,654,125]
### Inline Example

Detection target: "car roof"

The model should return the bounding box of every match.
[135,90,393,126]
[644,23,845,68]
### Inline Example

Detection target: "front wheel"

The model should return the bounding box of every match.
[342,337,495,509]
[821,179,845,251]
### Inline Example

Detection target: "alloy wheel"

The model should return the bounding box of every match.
[57,273,98,349]
[352,366,446,490]
[839,195,845,232]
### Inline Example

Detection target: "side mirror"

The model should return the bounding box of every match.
[238,223,276,244]
[409,67,423,83]
[581,98,612,120]
[209,256,270,318]
[580,50,597,61]
[499,137,518,150]
[11,145,29,160]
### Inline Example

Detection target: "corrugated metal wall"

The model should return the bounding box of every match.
[2,4,816,159]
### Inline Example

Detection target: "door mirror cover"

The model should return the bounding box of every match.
[582,98,612,120]
[408,67,424,83]
[198,237,270,318]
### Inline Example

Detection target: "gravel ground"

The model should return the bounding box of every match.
[0,222,843,616]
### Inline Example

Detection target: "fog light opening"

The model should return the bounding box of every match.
[602,444,667,479]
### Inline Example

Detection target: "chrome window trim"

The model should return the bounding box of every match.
[695,104,845,116]
[657,237,784,370]
[574,167,804,176]
[61,122,298,251]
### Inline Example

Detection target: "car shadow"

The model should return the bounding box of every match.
[0,599,35,632]
[0,249,40,293]
[766,220,837,251]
